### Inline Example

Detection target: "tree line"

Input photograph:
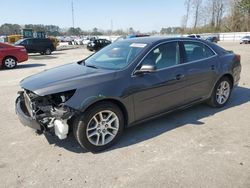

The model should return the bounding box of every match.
[0,0,249,36]
[183,0,250,33]
[0,23,142,36]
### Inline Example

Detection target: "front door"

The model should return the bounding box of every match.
[132,41,187,121]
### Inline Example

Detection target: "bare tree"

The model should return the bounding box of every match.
[203,0,226,30]
[192,0,203,28]
[210,0,216,26]
[184,0,192,29]
[215,0,225,28]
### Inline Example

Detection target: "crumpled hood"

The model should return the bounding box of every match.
[20,62,115,96]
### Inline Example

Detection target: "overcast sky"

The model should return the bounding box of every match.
[0,0,186,32]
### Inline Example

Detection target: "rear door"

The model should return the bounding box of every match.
[34,39,43,52]
[180,40,219,102]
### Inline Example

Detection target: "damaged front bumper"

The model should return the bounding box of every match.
[15,90,77,139]
[16,96,42,131]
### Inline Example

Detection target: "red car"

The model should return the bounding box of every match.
[0,42,28,69]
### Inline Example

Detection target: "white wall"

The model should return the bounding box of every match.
[219,32,250,41]
[162,32,250,41]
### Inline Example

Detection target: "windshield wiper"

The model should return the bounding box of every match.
[85,64,98,69]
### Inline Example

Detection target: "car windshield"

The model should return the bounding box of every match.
[85,41,147,70]
[15,39,25,45]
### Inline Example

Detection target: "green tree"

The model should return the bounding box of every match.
[238,0,250,31]
[91,28,103,35]
[67,27,82,36]
[0,23,21,35]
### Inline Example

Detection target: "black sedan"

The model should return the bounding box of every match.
[87,39,111,51]
[16,37,241,152]
[206,36,219,43]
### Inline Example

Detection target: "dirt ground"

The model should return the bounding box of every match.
[0,42,249,188]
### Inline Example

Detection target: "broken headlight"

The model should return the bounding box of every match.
[49,89,76,107]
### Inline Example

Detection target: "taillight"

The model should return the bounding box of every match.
[235,54,241,62]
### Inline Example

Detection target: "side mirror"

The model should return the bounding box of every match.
[134,64,156,75]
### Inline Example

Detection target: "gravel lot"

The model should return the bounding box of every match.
[0,42,249,188]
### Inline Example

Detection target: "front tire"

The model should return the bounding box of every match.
[73,102,124,152]
[208,77,232,108]
[3,57,17,69]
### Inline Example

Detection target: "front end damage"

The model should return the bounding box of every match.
[15,89,78,139]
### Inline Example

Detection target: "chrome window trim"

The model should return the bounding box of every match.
[131,39,218,77]
[181,39,218,62]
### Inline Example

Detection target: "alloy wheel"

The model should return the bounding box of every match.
[86,110,119,146]
[216,81,230,105]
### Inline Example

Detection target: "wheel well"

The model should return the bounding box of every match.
[83,99,128,126]
[3,56,17,63]
[221,74,234,86]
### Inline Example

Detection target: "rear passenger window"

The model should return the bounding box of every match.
[26,39,33,45]
[183,41,215,62]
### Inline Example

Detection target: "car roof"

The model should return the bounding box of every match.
[23,38,49,40]
[122,36,205,44]
[120,36,227,55]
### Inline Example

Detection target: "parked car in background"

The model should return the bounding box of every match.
[74,38,84,45]
[15,38,56,55]
[240,36,250,44]
[187,34,201,39]
[206,36,219,43]
[0,36,6,43]
[16,37,241,152]
[0,42,28,69]
[114,34,150,42]
[83,37,97,45]
[127,34,150,38]
[87,39,111,51]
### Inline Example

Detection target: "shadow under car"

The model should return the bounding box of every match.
[43,86,250,153]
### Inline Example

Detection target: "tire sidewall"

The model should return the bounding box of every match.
[74,102,124,152]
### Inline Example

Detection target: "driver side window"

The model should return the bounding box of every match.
[141,42,180,70]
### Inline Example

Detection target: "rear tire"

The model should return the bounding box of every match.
[73,102,124,153]
[207,77,232,108]
[45,48,52,55]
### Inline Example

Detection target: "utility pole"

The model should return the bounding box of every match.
[71,0,75,28]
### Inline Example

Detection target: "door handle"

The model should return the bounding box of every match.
[176,74,185,80]
[211,65,215,70]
